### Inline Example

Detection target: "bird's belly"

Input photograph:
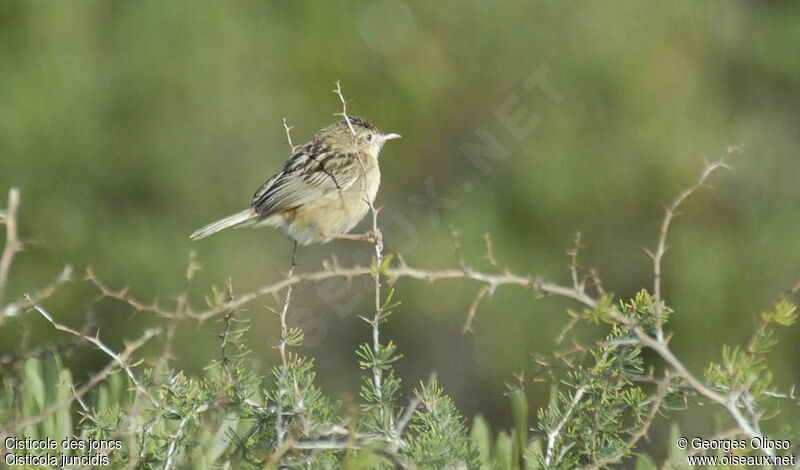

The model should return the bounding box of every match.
[283,167,380,245]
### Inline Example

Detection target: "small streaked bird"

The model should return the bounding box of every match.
[190,117,400,246]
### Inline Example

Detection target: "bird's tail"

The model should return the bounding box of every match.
[190,209,258,240]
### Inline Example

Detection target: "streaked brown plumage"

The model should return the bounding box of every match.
[189,117,400,245]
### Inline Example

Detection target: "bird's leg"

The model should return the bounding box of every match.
[289,240,299,268]
[323,230,383,246]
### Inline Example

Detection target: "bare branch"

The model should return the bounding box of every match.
[395,395,420,439]
[544,385,587,467]
[282,118,298,153]
[30,301,163,409]
[2,265,72,320]
[164,402,210,470]
[275,241,298,448]
[6,326,159,433]
[170,263,589,323]
[619,314,775,457]
[86,267,181,320]
[366,200,391,427]
[567,232,584,294]
[332,81,356,136]
[554,315,580,345]
[277,243,298,367]
[0,188,22,303]
[462,283,491,333]
[649,158,730,341]
[583,378,670,469]
[483,233,499,269]
[780,277,800,302]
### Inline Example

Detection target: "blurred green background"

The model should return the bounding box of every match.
[2,0,799,448]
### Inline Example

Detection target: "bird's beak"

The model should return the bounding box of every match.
[381,132,402,141]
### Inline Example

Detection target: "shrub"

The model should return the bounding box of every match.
[1,158,797,469]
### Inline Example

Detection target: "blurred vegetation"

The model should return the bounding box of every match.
[2,0,800,463]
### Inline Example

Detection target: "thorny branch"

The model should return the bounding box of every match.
[333,80,356,136]
[275,241,298,448]
[31,301,164,410]
[87,260,606,326]
[4,151,794,465]
[646,158,731,341]
[6,320,160,433]
[2,265,72,320]
[365,201,391,427]
[333,82,392,429]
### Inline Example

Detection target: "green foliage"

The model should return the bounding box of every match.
[6,284,796,469]
[704,299,798,420]
[2,6,800,468]
[2,166,799,469]
[467,293,798,469]
[0,293,477,469]
[534,325,652,468]
[402,379,480,468]
[3,2,800,445]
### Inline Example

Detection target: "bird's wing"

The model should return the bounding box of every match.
[251,145,363,216]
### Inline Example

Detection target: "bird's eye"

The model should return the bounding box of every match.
[366,133,373,142]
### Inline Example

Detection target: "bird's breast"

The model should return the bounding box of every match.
[281,158,380,244]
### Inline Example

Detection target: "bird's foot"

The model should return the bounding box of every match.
[323,229,383,246]
[363,229,383,247]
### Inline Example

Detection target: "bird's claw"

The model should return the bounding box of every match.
[364,229,383,247]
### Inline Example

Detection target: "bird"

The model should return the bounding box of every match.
[190,117,401,246]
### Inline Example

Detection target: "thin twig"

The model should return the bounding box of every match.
[277,242,298,367]
[2,265,72,320]
[583,378,669,469]
[86,267,181,320]
[0,188,22,303]
[387,390,424,455]
[544,385,587,466]
[367,201,391,427]
[6,326,160,432]
[483,233,499,269]
[30,301,163,409]
[164,402,210,470]
[283,118,298,153]
[647,159,729,341]
[332,82,390,429]
[275,241,298,448]
[93,262,592,324]
[163,252,199,363]
[567,232,584,294]
[332,81,356,136]
[462,283,491,333]
[395,395,420,439]
[780,277,800,302]
[620,314,775,457]
[554,315,581,345]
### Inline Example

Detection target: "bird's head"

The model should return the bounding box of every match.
[319,117,401,157]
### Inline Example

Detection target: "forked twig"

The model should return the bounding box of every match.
[646,158,730,341]
[332,81,356,136]
[30,301,163,409]
[283,118,298,153]
[7,319,160,433]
